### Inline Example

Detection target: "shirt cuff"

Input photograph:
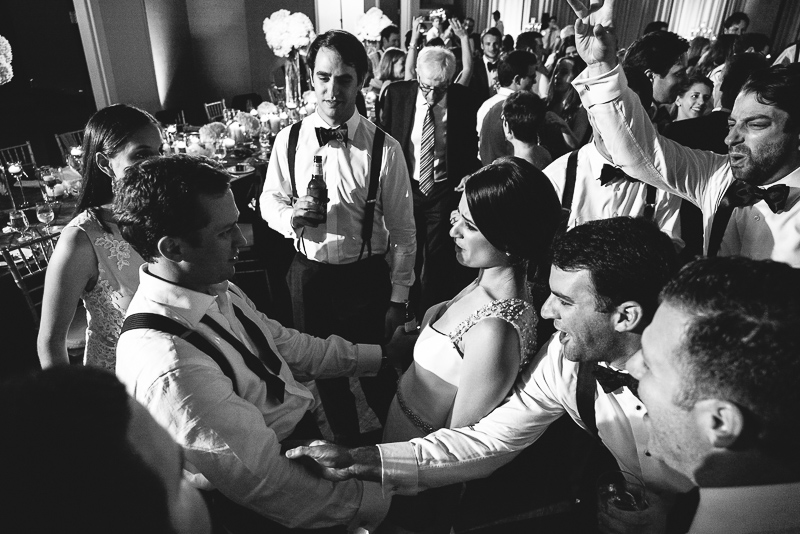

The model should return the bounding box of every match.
[390,284,410,303]
[354,343,383,376]
[378,442,420,497]
[347,480,391,531]
[573,64,626,108]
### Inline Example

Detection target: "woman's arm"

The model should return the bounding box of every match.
[449,318,520,428]
[37,226,98,367]
[451,19,473,87]
[405,16,425,80]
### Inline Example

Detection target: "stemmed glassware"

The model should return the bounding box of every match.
[7,162,33,209]
[36,202,55,234]
[213,138,228,165]
[8,209,34,241]
[258,127,271,160]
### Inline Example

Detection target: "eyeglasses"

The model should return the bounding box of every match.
[418,79,450,95]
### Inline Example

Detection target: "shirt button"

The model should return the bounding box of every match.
[645,451,651,457]
[636,405,642,410]
[754,215,761,221]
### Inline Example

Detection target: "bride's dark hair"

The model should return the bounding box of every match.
[464,156,561,267]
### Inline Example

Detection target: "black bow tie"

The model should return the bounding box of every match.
[733,180,790,213]
[487,61,498,72]
[593,364,639,398]
[599,164,637,186]
[315,125,348,146]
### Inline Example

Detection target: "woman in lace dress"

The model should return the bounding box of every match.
[38,104,162,370]
[379,157,562,534]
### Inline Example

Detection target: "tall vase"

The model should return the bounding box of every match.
[284,49,302,109]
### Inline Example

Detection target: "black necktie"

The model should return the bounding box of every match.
[487,61,498,72]
[593,364,639,399]
[315,125,348,146]
[599,164,637,186]
[733,181,790,213]
[201,305,286,403]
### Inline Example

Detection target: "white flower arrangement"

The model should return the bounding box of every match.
[235,111,261,136]
[0,35,13,86]
[199,122,227,144]
[355,7,393,43]
[263,10,315,58]
[257,101,279,117]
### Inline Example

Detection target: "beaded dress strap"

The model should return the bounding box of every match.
[448,298,537,371]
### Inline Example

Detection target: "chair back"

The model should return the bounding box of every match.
[0,142,37,169]
[231,93,263,112]
[1,231,60,325]
[204,100,226,122]
[54,130,85,158]
[155,109,186,126]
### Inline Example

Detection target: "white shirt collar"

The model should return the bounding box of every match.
[312,108,361,136]
[138,264,226,328]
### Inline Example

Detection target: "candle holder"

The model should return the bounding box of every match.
[7,162,32,209]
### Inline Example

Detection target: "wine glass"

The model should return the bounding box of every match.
[36,202,55,234]
[8,209,33,240]
[213,140,228,165]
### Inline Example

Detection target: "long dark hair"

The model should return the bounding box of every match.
[465,156,561,268]
[74,104,159,221]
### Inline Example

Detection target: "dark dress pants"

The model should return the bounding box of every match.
[287,252,396,444]
[411,179,476,316]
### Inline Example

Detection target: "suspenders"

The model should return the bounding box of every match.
[707,180,741,257]
[286,122,386,259]
[562,149,657,229]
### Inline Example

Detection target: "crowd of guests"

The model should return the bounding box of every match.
[7,3,800,533]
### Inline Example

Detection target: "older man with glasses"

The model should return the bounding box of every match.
[379,46,481,314]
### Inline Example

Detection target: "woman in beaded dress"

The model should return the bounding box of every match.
[379,157,562,534]
[38,104,162,370]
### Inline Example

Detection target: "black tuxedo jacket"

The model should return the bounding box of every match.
[662,110,730,155]
[379,81,480,190]
[468,58,494,104]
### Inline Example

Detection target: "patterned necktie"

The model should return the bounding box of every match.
[419,104,435,196]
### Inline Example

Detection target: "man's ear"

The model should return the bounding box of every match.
[613,300,644,333]
[502,117,513,140]
[95,152,114,179]
[644,68,656,84]
[156,235,184,263]
[694,399,744,449]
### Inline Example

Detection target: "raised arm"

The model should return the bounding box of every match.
[405,17,425,80]
[37,227,98,367]
[566,0,728,209]
[451,19,474,87]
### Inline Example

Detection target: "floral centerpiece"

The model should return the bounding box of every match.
[235,111,261,137]
[199,122,227,145]
[355,7,393,43]
[0,35,13,86]
[263,9,315,109]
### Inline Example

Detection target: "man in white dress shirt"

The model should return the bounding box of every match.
[288,217,695,532]
[628,256,800,533]
[566,0,800,267]
[261,30,416,445]
[544,66,686,250]
[115,156,402,532]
